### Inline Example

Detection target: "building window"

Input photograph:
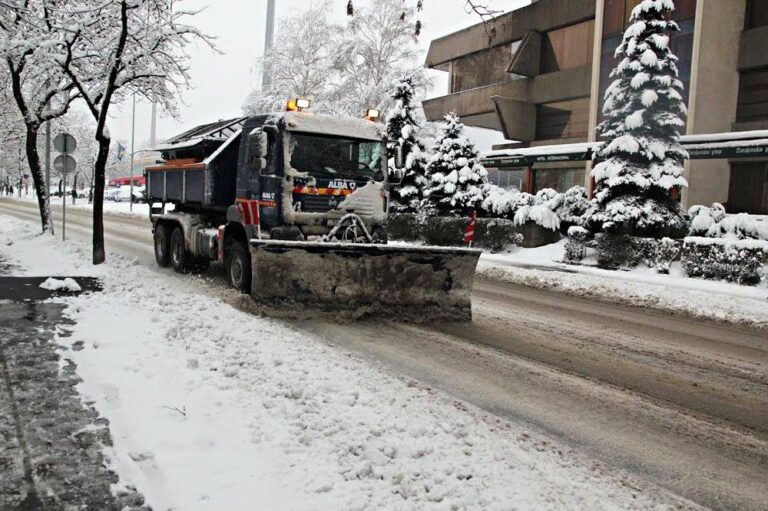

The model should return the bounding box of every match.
[536,98,590,141]
[533,167,586,193]
[598,9,695,126]
[450,41,522,93]
[603,0,696,37]
[728,162,768,214]
[746,0,768,29]
[540,20,595,74]
[486,168,524,191]
[736,68,768,123]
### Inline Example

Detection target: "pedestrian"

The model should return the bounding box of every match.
[71,187,77,205]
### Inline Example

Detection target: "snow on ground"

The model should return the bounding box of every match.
[0,214,691,510]
[39,276,82,291]
[480,240,768,330]
[6,194,152,218]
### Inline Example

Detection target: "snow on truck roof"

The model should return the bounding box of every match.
[279,112,383,141]
[155,113,382,155]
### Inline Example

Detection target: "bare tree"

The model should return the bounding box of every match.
[48,0,210,264]
[243,0,342,115]
[346,0,502,42]
[335,0,430,116]
[244,0,427,118]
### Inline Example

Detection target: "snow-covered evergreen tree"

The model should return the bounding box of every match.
[386,77,429,212]
[423,113,487,216]
[586,0,689,238]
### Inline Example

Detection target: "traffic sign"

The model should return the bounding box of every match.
[53,133,77,154]
[54,154,77,174]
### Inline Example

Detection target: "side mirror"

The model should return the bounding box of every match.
[248,128,269,171]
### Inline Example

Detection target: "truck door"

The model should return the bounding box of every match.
[257,127,281,230]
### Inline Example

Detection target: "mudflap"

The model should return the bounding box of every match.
[248,240,481,322]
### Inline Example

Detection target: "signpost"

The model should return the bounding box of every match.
[53,133,77,241]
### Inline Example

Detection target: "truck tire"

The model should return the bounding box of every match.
[170,227,193,274]
[226,241,251,294]
[154,223,171,267]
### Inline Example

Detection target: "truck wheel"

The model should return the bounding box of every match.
[170,227,193,274]
[154,223,171,267]
[226,241,251,293]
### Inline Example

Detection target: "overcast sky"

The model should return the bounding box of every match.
[105,0,530,150]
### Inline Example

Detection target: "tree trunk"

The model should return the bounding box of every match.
[24,126,53,233]
[92,137,110,264]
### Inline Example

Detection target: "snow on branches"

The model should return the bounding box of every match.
[423,113,487,216]
[688,203,768,241]
[386,76,429,213]
[245,0,427,118]
[586,0,688,238]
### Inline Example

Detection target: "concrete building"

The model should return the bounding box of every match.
[423,0,768,214]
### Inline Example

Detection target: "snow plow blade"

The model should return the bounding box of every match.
[249,240,481,322]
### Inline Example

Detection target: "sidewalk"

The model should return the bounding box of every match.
[0,275,146,510]
[479,240,768,330]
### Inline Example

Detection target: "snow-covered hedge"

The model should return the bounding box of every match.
[682,236,768,285]
[688,203,768,240]
[387,214,522,252]
[481,186,562,232]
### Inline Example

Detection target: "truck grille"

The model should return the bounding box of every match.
[296,194,335,213]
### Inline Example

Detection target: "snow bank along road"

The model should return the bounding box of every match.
[3,197,768,510]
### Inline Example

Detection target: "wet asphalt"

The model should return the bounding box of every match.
[0,260,147,510]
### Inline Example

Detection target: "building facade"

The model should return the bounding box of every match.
[423,0,768,214]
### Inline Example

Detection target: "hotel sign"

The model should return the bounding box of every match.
[482,149,593,168]
[483,141,768,168]
[687,144,768,159]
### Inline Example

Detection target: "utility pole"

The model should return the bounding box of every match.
[262,0,276,90]
[130,93,136,212]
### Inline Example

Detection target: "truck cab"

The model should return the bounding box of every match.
[235,112,389,241]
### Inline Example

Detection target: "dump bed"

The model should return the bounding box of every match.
[145,117,245,208]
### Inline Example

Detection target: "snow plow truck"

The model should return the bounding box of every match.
[145,103,480,321]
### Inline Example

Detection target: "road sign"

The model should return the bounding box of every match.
[53,133,77,154]
[54,154,77,174]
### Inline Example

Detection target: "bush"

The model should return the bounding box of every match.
[564,226,590,262]
[419,216,466,246]
[387,213,421,241]
[387,214,523,252]
[595,233,641,268]
[688,203,768,240]
[682,237,768,285]
[655,238,681,274]
[475,219,524,252]
[556,186,590,233]
[482,185,561,232]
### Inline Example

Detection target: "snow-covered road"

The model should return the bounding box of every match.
[2,198,768,509]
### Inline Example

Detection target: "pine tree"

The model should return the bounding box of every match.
[386,77,429,213]
[586,0,688,238]
[423,113,487,216]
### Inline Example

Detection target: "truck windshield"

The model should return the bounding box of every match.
[290,133,383,181]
